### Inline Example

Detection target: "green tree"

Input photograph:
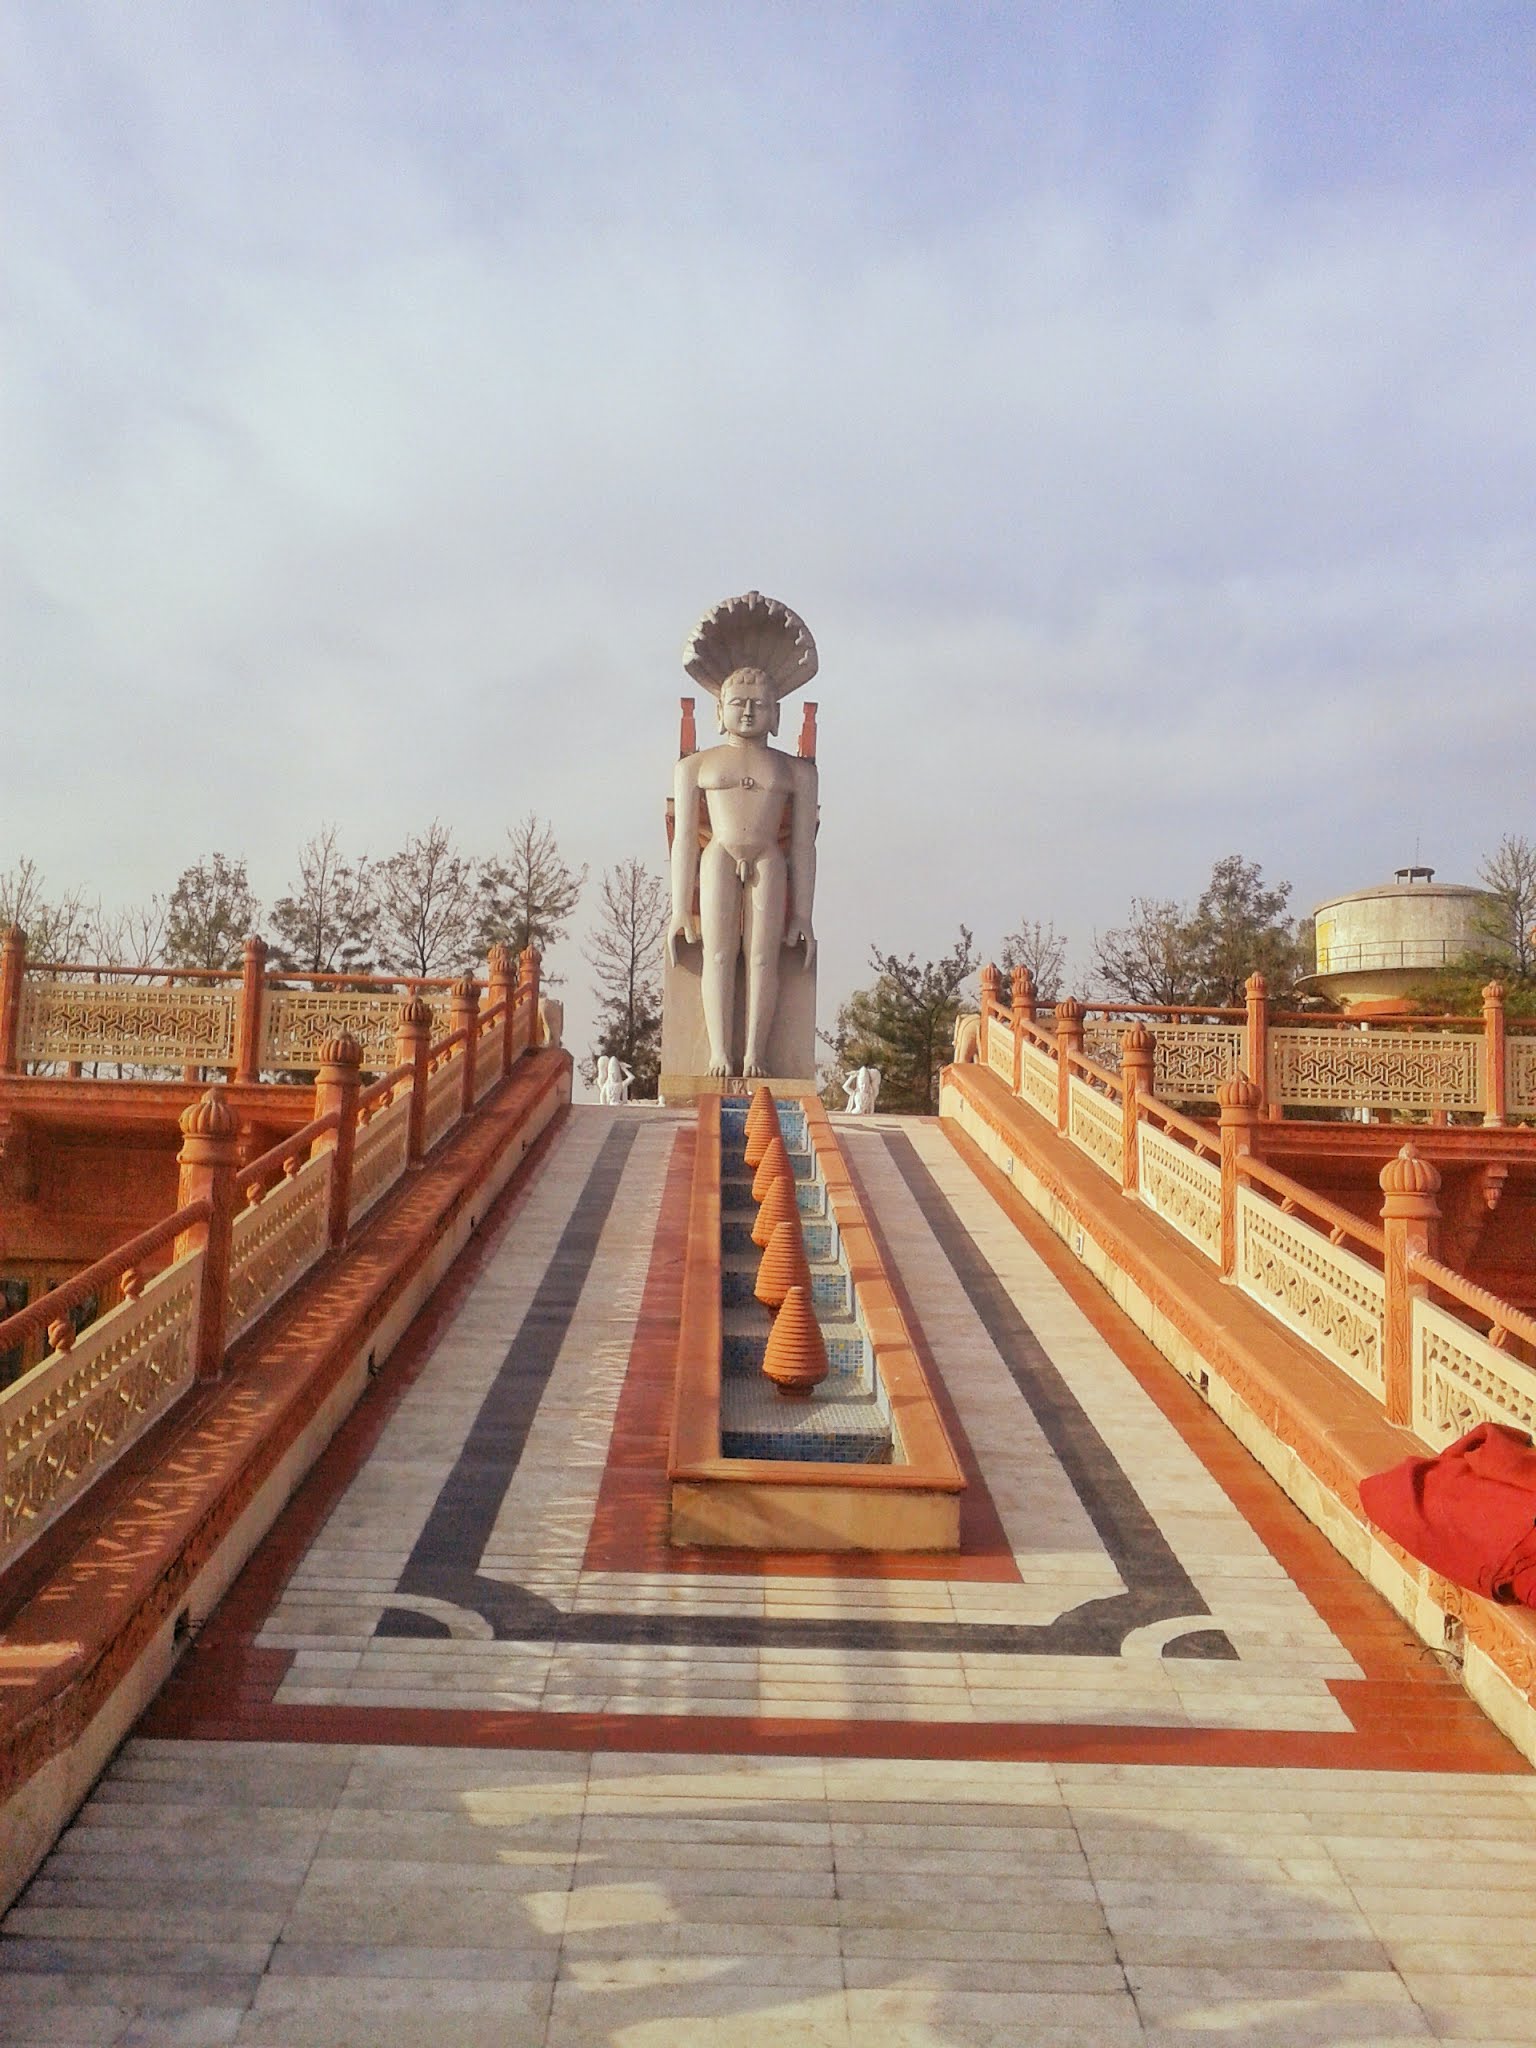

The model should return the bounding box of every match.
[825,928,978,1114]
[270,825,378,975]
[477,814,586,966]
[163,854,261,969]
[582,858,667,1099]
[1185,854,1306,1005]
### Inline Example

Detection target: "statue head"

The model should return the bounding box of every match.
[716,666,780,739]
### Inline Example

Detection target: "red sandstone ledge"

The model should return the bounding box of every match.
[0,1051,571,1816]
[942,1060,1536,1733]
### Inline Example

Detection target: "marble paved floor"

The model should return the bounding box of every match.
[6,1104,1534,2044]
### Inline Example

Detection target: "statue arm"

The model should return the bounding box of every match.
[785,757,817,964]
[668,755,702,964]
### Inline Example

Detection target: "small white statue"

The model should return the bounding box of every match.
[842,1066,881,1115]
[667,593,819,1078]
[596,1055,634,1105]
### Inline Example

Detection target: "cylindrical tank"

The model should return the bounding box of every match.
[1308,866,1501,1011]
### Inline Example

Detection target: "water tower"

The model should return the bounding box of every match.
[1304,864,1501,1013]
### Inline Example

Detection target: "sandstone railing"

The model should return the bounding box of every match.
[0,960,542,1573]
[968,969,1536,1457]
[0,929,543,1081]
[984,963,1534,1122]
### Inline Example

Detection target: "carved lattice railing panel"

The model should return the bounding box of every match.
[1018,1038,1058,1122]
[985,1015,1015,1085]
[1234,1187,1384,1397]
[1270,1027,1482,1114]
[1411,1297,1536,1449]
[1067,1075,1121,1179]
[1506,1038,1536,1117]
[262,990,447,1072]
[423,1049,465,1154]
[1154,1025,1245,1103]
[348,1091,412,1226]
[17,980,238,1069]
[1,1253,203,1570]
[1137,1124,1221,1262]
[227,1151,331,1342]
[1081,1021,1122,1071]
[475,1021,505,1101]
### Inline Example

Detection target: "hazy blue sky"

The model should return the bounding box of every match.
[5,2,1533,1069]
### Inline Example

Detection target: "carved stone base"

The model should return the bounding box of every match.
[659,1072,817,1108]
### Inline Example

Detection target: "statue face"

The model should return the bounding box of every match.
[717,668,778,739]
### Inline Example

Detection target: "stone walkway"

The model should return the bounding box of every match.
[5,1104,1534,2045]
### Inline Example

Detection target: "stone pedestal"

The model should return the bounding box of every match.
[658,945,816,1105]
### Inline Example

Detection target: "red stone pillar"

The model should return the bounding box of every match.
[978,963,1001,1067]
[451,975,480,1116]
[1054,997,1085,1134]
[1120,1021,1156,1194]
[175,1087,242,1380]
[313,1033,362,1248]
[796,701,818,758]
[0,924,26,1073]
[1010,966,1034,1094]
[1380,1143,1441,1428]
[1483,981,1507,1128]
[679,696,697,757]
[1244,972,1271,1117]
[235,934,267,1084]
[1217,1072,1263,1277]
[396,997,433,1163]
[519,946,541,1047]
[487,943,516,1078]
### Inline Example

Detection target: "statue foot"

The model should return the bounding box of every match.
[743,1059,767,1078]
[707,1057,732,1077]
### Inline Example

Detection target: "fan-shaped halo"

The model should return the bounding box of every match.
[682,591,818,700]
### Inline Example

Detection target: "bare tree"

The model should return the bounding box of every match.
[0,859,97,959]
[270,825,378,975]
[162,854,261,969]
[477,814,585,965]
[999,918,1068,1002]
[1476,834,1536,977]
[1092,898,1195,1006]
[583,859,667,1097]
[375,821,478,978]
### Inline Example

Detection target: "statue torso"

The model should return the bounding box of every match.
[693,743,802,859]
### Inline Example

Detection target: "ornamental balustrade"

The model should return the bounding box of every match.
[966,972,1536,1471]
[261,988,449,1072]
[0,954,543,1573]
[1268,1025,1483,1116]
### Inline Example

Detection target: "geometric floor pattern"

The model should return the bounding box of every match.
[5,1104,1534,2045]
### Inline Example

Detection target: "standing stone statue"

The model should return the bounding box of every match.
[660,593,819,1094]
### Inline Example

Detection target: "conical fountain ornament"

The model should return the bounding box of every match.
[761,1284,830,1395]
[752,1133,793,1203]
[751,1172,801,1249]
[755,1217,813,1310]
[743,1087,780,1168]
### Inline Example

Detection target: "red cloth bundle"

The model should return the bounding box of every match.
[1359,1421,1536,1608]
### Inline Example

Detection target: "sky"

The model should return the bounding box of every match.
[4,1,1534,1082]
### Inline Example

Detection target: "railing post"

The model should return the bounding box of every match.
[1054,997,1084,1134]
[396,997,433,1163]
[487,943,516,1078]
[1244,972,1272,1116]
[175,1087,241,1381]
[0,924,26,1073]
[313,1033,362,1248]
[978,963,1000,1066]
[451,975,480,1116]
[1120,1021,1156,1194]
[519,945,541,1049]
[1217,1071,1263,1278]
[235,934,267,1083]
[1483,980,1507,1128]
[1379,1143,1441,1428]
[1010,967,1033,1094]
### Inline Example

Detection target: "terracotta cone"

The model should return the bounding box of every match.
[755,1216,813,1310]
[742,1087,780,1168]
[752,1133,793,1202]
[751,1171,801,1248]
[762,1283,829,1395]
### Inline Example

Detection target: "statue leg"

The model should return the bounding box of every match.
[698,841,742,1076]
[741,851,787,1077]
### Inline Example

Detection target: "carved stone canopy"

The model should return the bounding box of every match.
[682,591,818,701]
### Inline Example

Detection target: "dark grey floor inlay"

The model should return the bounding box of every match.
[378,1117,1236,1661]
